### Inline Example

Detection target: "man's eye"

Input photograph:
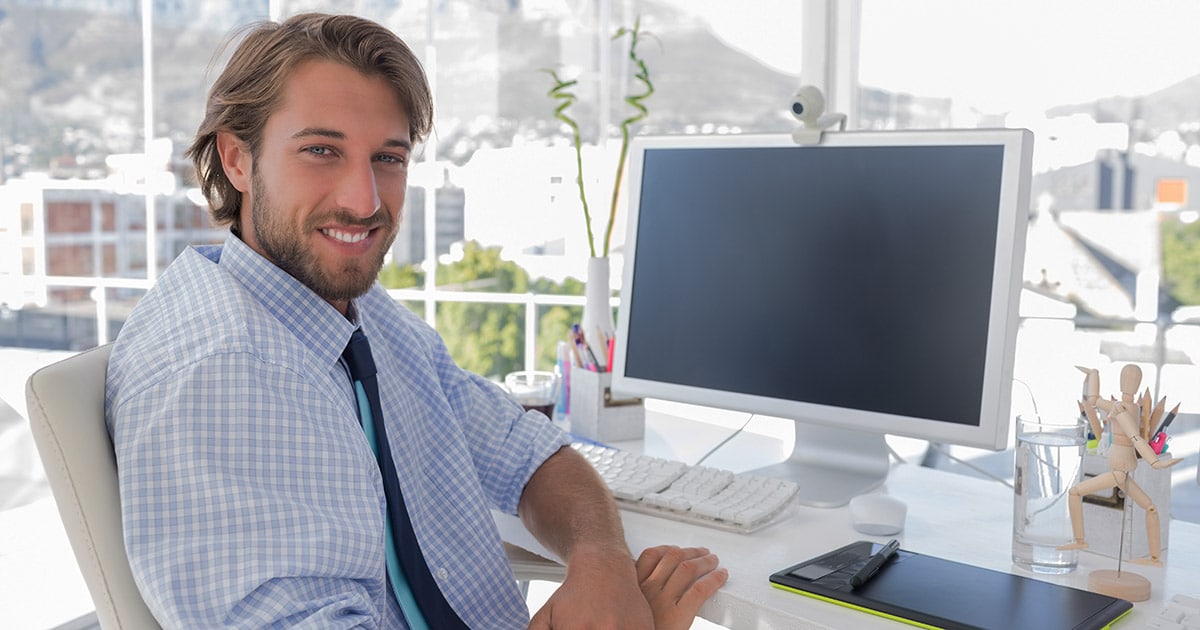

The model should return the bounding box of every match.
[306,146,331,156]
[377,153,405,164]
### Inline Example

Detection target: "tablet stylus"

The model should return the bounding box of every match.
[850,539,899,589]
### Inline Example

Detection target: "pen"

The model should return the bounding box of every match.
[850,539,900,589]
[1152,402,1180,439]
[571,324,600,371]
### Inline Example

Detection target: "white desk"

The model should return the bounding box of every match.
[4,402,1194,629]
[496,405,1200,629]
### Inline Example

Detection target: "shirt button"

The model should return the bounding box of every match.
[436,567,449,581]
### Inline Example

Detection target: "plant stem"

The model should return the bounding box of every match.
[545,18,654,259]
[545,71,596,257]
[604,19,654,257]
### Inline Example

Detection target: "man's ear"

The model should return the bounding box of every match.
[216,130,252,193]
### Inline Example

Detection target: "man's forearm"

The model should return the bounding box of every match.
[521,446,705,629]
[517,445,630,562]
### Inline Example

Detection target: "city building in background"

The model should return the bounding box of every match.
[3,0,1200,397]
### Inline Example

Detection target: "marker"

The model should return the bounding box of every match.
[1080,401,1098,450]
[850,539,900,589]
[556,341,571,415]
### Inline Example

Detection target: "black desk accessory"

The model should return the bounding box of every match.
[770,540,1133,630]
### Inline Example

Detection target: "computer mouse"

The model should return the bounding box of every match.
[848,493,907,536]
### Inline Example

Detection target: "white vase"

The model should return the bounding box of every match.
[581,256,616,370]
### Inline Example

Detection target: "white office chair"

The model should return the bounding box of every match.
[26,344,563,629]
[25,343,162,629]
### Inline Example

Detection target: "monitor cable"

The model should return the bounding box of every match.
[1012,377,1041,418]
[902,376,1041,490]
[890,441,1015,489]
[692,413,755,468]
[921,443,1015,490]
[884,376,1039,492]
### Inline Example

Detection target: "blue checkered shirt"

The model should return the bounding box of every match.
[105,233,568,628]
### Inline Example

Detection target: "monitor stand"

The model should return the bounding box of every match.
[749,424,890,508]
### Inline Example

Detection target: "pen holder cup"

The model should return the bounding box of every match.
[569,370,644,442]
[1079,451,1171,560]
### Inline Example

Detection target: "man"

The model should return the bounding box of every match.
[105,12,725,629]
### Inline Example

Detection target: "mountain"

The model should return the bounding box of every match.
[0,2,800,177]
[1048,74,1200,139]
[4,1,1199,179]
[0,4,222,178]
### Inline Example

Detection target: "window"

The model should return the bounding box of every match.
[7,0,1199,405]
[856,1,1200,419]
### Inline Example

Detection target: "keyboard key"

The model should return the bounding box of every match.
[571,441,798,533]
[1151,594,1200,630]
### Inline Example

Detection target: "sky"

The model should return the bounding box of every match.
[663,0,1200,115]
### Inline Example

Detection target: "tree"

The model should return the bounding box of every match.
[378,260,424,289]
[434,241,526,378]
[378,241,585,379]
[532,276,585,372]
[1162,215,1200,306]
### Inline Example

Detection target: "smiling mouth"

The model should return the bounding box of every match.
[321,228,370,244]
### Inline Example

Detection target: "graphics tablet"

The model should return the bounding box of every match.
[769,541,1133,629]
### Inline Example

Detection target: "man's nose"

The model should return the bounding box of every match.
[337,160,382,218]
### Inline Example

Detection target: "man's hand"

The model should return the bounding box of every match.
[527,543,654,629]
[520,446,655,628]
[636,546,728,630]
[528,544,728,629]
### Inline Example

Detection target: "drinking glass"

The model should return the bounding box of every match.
[504,370,561,419]
[1012,414,1086,574]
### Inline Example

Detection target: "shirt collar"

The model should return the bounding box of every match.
[217,231,359,366]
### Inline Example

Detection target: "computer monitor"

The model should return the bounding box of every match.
[612,129,1033,507]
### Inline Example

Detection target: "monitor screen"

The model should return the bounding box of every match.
[612,129,1033,506]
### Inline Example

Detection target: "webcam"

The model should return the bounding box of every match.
[790,85,846,145]
[791,85,827,126]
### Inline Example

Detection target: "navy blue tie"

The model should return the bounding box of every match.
[342,329,468,629]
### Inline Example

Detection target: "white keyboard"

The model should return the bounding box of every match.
[572,441,799,533]
[1151,593,1200,629]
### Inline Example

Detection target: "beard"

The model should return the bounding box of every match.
[249,169,398,304]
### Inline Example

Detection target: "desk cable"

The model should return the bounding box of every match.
[692,414,756,467]
[885,377,1039,491]
[1011,376,1041,418]
[904,443,1015,490]
[693,414,1016,489]
[692,375,1042,488]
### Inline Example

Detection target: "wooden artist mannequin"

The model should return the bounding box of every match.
[1059,364,1180,567]
[1057,364,1183,601]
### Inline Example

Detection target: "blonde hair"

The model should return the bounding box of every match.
[186,13,433,227]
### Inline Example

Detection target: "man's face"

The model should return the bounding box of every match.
[232,59,411,313]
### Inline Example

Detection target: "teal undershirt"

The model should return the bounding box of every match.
[356,381,430,630]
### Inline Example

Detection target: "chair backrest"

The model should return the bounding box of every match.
[25,344,161,629]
